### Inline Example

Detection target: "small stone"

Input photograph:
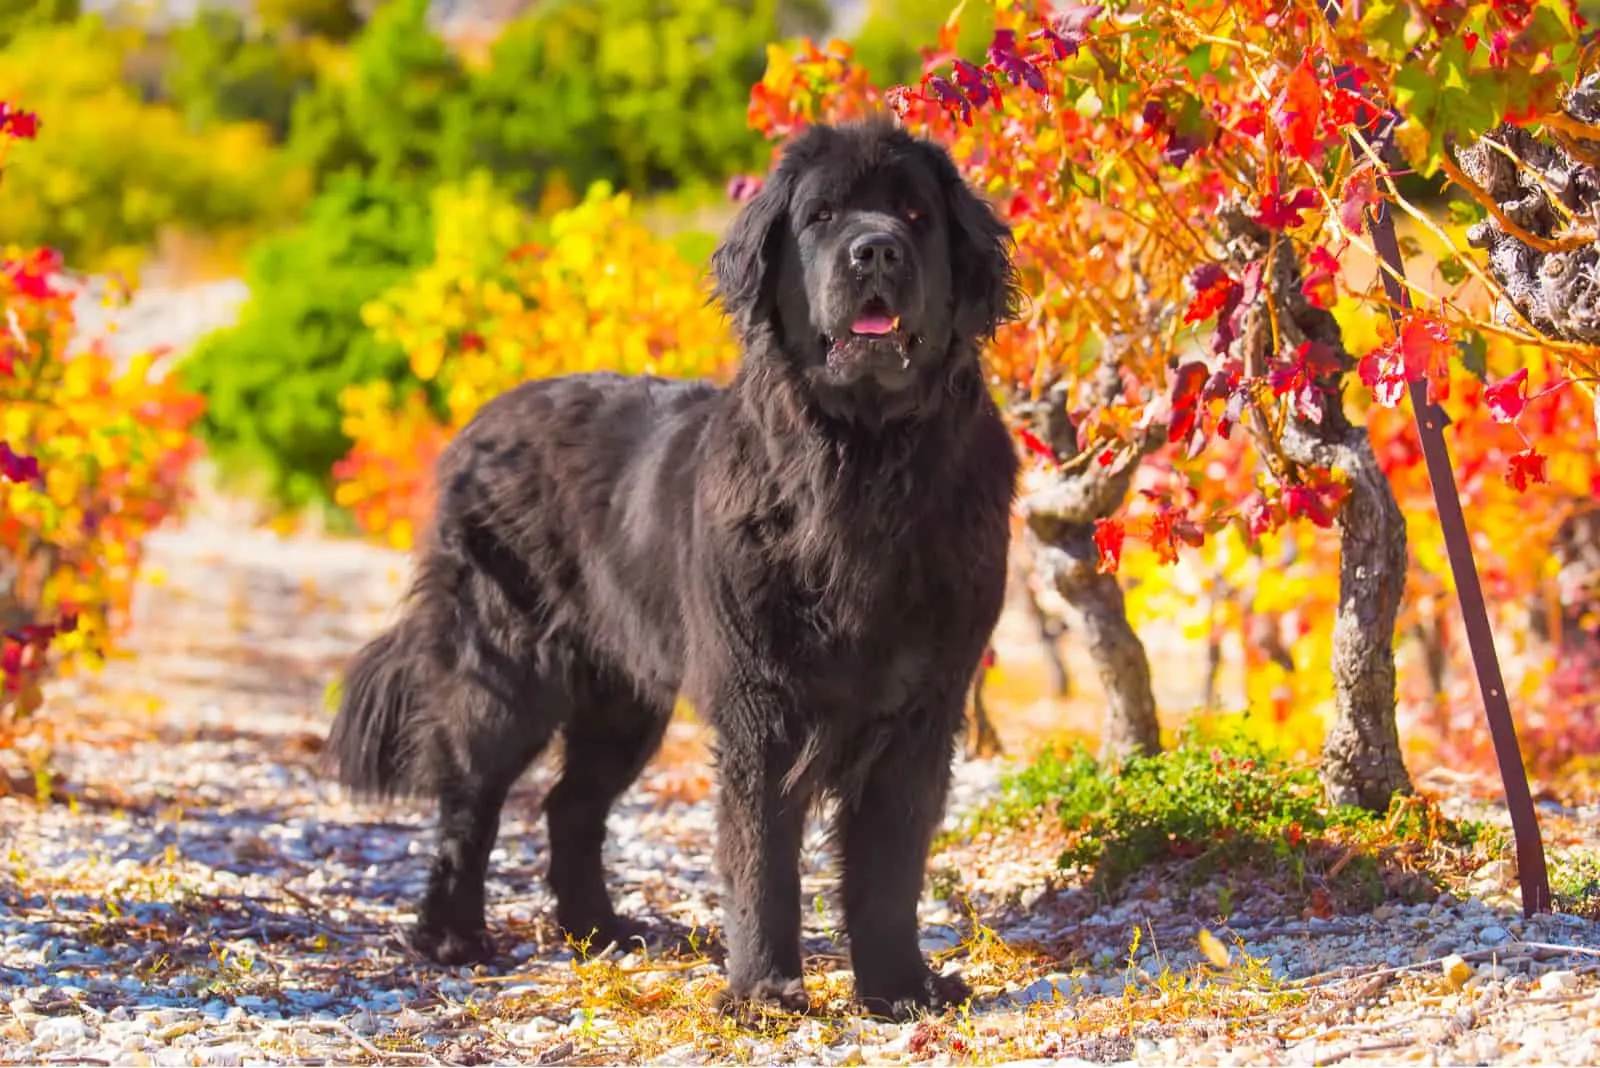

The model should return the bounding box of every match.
[1474,859,1515,889]
[1478,925,1510,946]
[1441,954,1473,991]
[34,1016,88,1047]
[1539,969,1579,993]
[1012,975,1074,1005]
[829,1044,865,1066]
[1134,1037,1158,1060]
[199,1044,246,1067]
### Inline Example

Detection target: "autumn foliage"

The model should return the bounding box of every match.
[743,0,1595,776]
[332,178,739,549]
[1,103,206,735]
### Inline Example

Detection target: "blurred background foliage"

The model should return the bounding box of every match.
[0,0,930,508]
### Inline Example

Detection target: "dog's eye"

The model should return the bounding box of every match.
[903,206,925,223]
[809,207,834,226]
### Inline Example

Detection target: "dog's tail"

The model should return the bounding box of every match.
[326,620,433,798]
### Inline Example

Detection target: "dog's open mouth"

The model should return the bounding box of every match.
[827,300,912,371]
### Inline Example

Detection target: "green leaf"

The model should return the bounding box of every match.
[1456,329,1488,381]
[1519,0,1579,53]
[1182,43,1213,82]
[1360,0,1426,63]
[1437,255,1469,285]
[1103,77,1136,119]
[1446,198,1484,227]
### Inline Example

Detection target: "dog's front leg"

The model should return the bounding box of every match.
[837,702,971,1019]
[709,712,811,1017]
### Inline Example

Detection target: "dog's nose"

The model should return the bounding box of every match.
[849,233,901,274]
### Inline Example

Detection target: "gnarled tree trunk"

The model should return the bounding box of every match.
[1220,205,1416,811]
[1016,371,1164,762]
[1455,75,1600,347]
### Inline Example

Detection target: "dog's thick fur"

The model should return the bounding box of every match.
[326,119,1021,1018]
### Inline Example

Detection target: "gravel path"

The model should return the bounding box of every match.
[4,500,1600,1066]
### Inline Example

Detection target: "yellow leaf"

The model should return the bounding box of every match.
[1198,928,1231,970]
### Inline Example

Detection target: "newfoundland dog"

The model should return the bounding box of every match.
[326,118,1021,1018]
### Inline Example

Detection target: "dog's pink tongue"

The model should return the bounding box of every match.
[850,313,896,336]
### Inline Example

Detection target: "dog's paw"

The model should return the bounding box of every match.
[858,969,972,1021]
[712,976,811,1021]
[411,925,496,967]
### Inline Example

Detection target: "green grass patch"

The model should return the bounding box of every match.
[1552,847,1600,920]
[967,720,1498,908]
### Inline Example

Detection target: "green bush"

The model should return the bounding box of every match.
[460,0,614,201]
[179,174,437,509]
[256,0,364,42]
[0,17,301,271]
[285,0,474,191]
[849,0,993,87]
[0,0,77,48]
[164,8,317,140]
[974,723,1491,904]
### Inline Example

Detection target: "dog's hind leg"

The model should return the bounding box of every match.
[544,673,670,952]
[411,647,556,966]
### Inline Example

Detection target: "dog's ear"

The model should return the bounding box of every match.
[924,142,1022,342]
[711,169,791,336]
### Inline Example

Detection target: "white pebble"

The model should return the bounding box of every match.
[1540,969,1580,993]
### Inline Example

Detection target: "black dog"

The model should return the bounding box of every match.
[326,118,1021,1019]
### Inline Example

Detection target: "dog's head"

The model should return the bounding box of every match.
[713,119,1020,420]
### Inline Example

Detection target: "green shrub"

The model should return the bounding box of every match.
[463,0,831,202]
[164,8,317,140]
[0,0,78,48]
[849,0,993,87]
[975,723,1491,904]
[0,17,302,271]
[256,0,364,42]
[285,0,474,191]
[179,173,437,510]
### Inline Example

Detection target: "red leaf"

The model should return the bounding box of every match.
[924,75,973,124]
[1284,484,1338,528]
[951,57,996,109]
[1276,58,1325,162]
[1093,518,1125,573]
[1147,506,1201,564]
[1016,426,1056,462]
[986,30,1048,93]
[1184,270,1240,324]
[1339,165,1378,235]
[1300,245,1338,309]
[1360,313,1453,408]
[1484,367,1529,424]
[1243,493,1277,539]
[1256,185,1320,230]
[0,102,40,140]
[1168,360,1210,444]
[1505,448,1548,492]
[0,441,39,483]
[1325,86,1373,128]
